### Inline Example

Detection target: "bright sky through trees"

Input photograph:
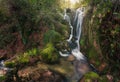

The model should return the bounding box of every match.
[70,0,79,4]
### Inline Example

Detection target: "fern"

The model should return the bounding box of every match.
[43,30,61,44]
[41,43,59,63]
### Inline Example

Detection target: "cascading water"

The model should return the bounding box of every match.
[64,9,74,43]
[59,7,85,60]
[59,7,98,81]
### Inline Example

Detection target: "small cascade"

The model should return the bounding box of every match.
[59,7,98,81]
[0,60,13,76]
[64,9,74,42]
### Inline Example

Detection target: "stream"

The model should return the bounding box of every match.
[59,7,98,82]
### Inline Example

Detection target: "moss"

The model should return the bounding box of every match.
[0,76,6,81]
[41,43,59,63]
[88,47,98,59]
[43,30,61,44]
[5,61,16,68]
[99,76,109,82]
[17,53,29,64]
[27,48,40,56]
[80,38,85,46]
[84,72,99,79]
[84,72,100,82]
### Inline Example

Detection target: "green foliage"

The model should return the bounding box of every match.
[41,43,59,63]
[80,38,85,46]
[0,33,15,49]
[27,48,40,56]
[5,61,16,68]
[84,72,99,81]
[95,3,112,17]
[84,0,120,80]
[0,0,60,46]
[83,0,113,17]
[41,43,54,54]
[0,12,8,25]
[0,0,9,15]
[88,47,98,58]
[9,0,40,44]
[98,11,120,80]
[88,47,100,66]
[17,53,29,64]
[0,76,6,81]
[43,30,61,44]
[16,48,40,64]
[80,0,91,6]
[99,76,109,82]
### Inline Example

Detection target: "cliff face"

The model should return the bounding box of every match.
[81,1,120,81]
[82,5,103,67]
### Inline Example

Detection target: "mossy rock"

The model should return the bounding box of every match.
[83,72,100,82]
[83,72,109,82]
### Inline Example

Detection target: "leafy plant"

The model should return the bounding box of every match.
[84,72,100,82]
[17,53,29,64]
[27,48,40,56]
[41,43,59,63]
[0,76,6,82]
[5,61,16,68]
[43,30,61,44]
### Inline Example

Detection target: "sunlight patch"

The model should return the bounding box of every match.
[70,0,79,4]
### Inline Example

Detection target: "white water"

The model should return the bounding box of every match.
[64,9,74,42]
[0,60,13,72]
[59,7,85,60]
[59,7,98,81]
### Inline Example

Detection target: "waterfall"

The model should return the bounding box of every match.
[59,7,85,59]
[59,7,98,81]
[64,9,74,42]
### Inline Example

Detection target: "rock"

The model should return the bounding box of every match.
[67,55,75,62]
[0,69,7,76]
[106,74,113,82]
[29,57,39,65]
[18,68,67,82]
[98,62,108,72]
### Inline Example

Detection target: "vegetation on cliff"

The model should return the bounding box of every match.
[0,0,120,82]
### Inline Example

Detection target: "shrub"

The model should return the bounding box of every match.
[84,72,100,82]
[0,76,6,82]
[17,53,29,64]
[27,48,40,56]
[5,61,16,68]
[43,30,61,44]
[41,43,59,63]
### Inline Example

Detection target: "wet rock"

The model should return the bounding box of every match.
[18,69,67,82]
[67,55,75,62]
[16,63,68,82]
[0,69,7,76]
